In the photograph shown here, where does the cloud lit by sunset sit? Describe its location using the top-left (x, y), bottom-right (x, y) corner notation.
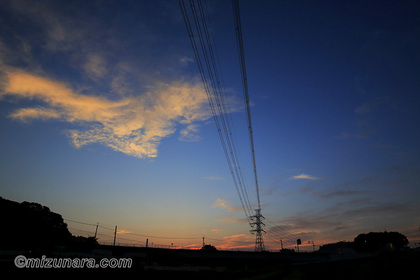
top-left (2, 70), bottom-right (210, 158)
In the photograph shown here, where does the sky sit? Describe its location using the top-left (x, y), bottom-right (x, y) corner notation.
top-left (1, 0), bottom-right (420, 251)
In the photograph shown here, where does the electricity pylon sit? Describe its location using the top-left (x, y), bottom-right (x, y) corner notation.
top-left (250, 208), bottom-right (265, 252)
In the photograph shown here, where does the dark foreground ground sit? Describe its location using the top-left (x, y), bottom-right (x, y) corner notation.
top-left (277, 251), bottom-right (420, 280)
top-left (1, 245), bottom-right (419, 279)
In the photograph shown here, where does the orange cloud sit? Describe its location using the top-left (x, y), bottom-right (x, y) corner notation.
top-left (216, 234), bottom-right (254, 250)
top-left (9, 107), bottom-right (61, 121)
top-left (292, 173), bottom-right (319, 180)
top-left (1, 70), bottom-right (211, 158)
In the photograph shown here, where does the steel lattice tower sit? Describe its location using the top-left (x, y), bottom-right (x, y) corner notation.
top-left (250, 208), bottom-right (265, 252)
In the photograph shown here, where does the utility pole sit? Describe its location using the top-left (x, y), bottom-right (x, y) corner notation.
top-left (113, 225), bottom-right (117, 246)
top-left (94, 223), bottom-right (98, 239)
top-left (280, 239), bottom-right (283, 250)
top-left (296, 239), bottom-right (301, 253)
top-left (250, 208), bottom-right (265, 252)
top-left (202, 236), bottom-right (205, 247)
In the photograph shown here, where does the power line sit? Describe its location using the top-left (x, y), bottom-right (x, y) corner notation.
top-left (264, 218), bottom-right (299, 247)
top-left (200, 1), bottom-right (253, 213)
top-left (67, 226), bottom-right (97, 236)
top-left (179, 0), bottom-right (296, 252)
top-left (124, 231), bottom-right (197, 240)
top-left (64, 216), bottom-right (296, 251)
top-left (265, 218), bottom-right (297, 240)
top-left (65, 217), bottom-right (198, 241)
top-left (196, 0), bottom-right (253, 215)
top-left (179, 0), bottom-right (253, 220)
top-left (64, 218), bottom-right (97, 227)
top-left (232, 0), bottom-right (265, 252)
top-left (232, 0), bottom-right (261, 210)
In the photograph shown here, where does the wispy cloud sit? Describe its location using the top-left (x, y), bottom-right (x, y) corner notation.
top-left (212, 198), bottom-right (229, 209)
top-left (217, 234), bottom-right (254, 250)
top-left (216, 217), bottom-right (248, 223)
top-left (1, 70), bottom-right (211, 158)
top-left (179, 56), bottom-right (193, 66)
top-left (179, 124), bottom-right (201, 142)
top-left (212, 198), bottom-right (243, 212)
top-left (292, 173), bottom-right (318, 180)
top-left (9, 107), bottom-right (61, 121)
top-left (268, 197), bottom-right (420, 249)
top-left (83, 53), bottom-right (107, 80)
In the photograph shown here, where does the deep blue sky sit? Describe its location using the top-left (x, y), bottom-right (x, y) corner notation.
top-left (0, 0), bottom-right (419, 250)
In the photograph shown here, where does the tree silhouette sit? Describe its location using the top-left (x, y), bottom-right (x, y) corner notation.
top-left (0, 196), bottom-right (89, 250)
top-left (354, 231), bottom-right (408, 252)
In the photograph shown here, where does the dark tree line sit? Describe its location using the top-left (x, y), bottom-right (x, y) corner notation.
top-left (353, 231), bottom-right (409, 252)
top-left (0, 196), bottom-right (97, 251)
